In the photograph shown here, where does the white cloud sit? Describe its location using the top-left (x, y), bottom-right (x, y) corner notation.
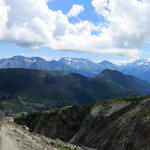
top-left (92, 0), bottom-right (150, 50)
top-left (110, 55), bottom-right (140, 66)
top-left (0, 0), bottom-right (9, 38)
top-left (0, 0), bottom-right (150, 58)
top-left (92, 0), bottom-right (109, 17)
top-left (68, 4), bottom-right (84, 18)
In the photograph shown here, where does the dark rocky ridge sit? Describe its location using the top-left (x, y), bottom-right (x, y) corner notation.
top-left (15, 105), bottom-right (91, 142)
top-left (15, 96), bottom-right (150, 150)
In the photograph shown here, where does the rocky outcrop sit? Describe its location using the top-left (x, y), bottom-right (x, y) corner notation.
top-left (15, 96), bottom-right (150, 150)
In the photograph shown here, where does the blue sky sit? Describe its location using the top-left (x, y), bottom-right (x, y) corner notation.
top-left (48, 0), bottom-right (101, 23)
top-left (1, 0), bottom-right (150, 64)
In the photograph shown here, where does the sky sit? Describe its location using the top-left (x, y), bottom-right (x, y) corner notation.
top-left (0, 0), bottom-right (150, 64)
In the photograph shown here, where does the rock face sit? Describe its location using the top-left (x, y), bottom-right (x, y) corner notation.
top-left (15, 96), bottom-right (150, 150)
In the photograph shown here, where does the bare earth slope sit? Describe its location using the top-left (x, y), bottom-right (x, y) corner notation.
top-left (0, 118), bottom-right (91, 150)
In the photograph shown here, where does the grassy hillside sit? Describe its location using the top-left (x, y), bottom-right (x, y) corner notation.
top-left (0, 68), bottom-right (149, 113)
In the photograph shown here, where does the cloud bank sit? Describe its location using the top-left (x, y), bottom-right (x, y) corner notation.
top-left (0, 0), bottom-right (150, 57)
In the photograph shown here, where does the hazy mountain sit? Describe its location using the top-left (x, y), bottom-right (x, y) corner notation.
top-left (59, 58), bottom-right (120, 76)
top-left (98, 60), bottom-right (120, 70)
top-left (121, 59), bottom-right (150, 81)
top-left (0, 68), bottom-right (149, 113)
top-left (59, 57), bottom-right (150, 82)
top-left (15, 96), bottom-right (150, 150)
top-left (0, 56), bottom-right (80, 74)
top-left (59, 57), bottom-right (102, 76)
top-left (0, 56), bottom-right (119, 77)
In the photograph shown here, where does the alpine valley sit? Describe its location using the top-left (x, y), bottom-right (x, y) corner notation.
top-left (0, 68), bottom-right (150, 115)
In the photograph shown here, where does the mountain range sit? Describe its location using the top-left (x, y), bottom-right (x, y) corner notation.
top-left (0, 56), bottom-right (150, 82)
top-left (60, 57), bottom-right (150, 82)
top-left (0, 68), bottom-right (150, 115)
